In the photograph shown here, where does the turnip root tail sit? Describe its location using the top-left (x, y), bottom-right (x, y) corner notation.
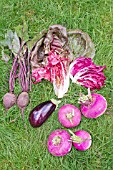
top-left (3, 92), bottom-right (17, 111)
top-left (17, 92), bottom-right (29, 121)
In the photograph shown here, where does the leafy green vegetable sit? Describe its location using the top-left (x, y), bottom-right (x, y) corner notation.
top-left (14, 16), bottom-right (29, 43)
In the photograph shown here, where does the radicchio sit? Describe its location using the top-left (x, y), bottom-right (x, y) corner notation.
top-left (50, 53), bottom-right (70, 98)
top-left (32, 51), bottom-right (70, 98)
top-left (69, 57), bottom-right (106, 90)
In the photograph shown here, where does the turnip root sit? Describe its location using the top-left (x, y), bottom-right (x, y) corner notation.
top-left (80, 93), bottom-right (107, 118)
top-left (79, 89), bottom-right (107, 118)
top-left (3, 92), bottom-right (16, 111)
top-left (17, 92), bottom-right (29, 120)
top-left (58, 104), bottom-right (81, 128)
top-left (71, 130), bottom-right (92, 151)
top-left (47, 129), bottom-right (72, 156)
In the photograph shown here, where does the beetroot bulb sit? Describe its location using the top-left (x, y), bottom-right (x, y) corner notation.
top-left (17, 46), bottom-right (30, 121)
top-left (3, 56), bottom-right (18, 111)
top-left (17, 92), bottom-right (29, 120)
top-left (3, 93), bottom-right (16, 111)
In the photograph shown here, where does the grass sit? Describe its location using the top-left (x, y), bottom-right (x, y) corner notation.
top-left (0, 0), bottom-right (113, 169)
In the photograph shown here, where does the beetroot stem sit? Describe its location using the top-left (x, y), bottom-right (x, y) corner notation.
top-left (9, 43), bottom-right (26, 92)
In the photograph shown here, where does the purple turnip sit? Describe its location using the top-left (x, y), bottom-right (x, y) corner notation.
top-left (80, 93), bottom-right (107, 119)
top-left (71, 130), bottom-right (92, 151)
top-left (58, 104), bottom-right (81, 128)
top-left (47, 129), bottom-right (72, 156)
top-left (29, 99), bottom-right (60, 128)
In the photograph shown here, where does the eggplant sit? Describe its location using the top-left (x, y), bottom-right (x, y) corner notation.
top-left (29, 99), bottom-right (60, 128)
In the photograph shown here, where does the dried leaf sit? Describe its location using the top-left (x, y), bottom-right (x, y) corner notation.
top-left (67, 29), bottom-right (95, 59)
top-left (27, 31), bottom-right (46, 52)
top-left (30, 24), bottom-right (72, 70)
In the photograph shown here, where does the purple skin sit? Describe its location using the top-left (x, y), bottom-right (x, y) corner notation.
top-left (17, 92), bottom-right (29, 121)
top-left (47, 129), bottom-right (72, 156)
top-left (72, 130), bottom-right (92, 151)
top-left (58, 104), bottom-right (81, 128)
top-left (29, 100), bottom-right (56, 128)
top-left (80, 93), bottom-right (107, 118)
top-left (3, 92), bottom-right (16, 110)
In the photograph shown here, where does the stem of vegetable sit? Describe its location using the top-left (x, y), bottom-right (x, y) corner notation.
top-left (51, 99), bottom-right (61, 109)
top-left (68, 130), bottom-right (83, 143)
top-left (78, 88), bottom-right (92, 105)
top-left (52, 136), bottom-right (61, 145)
top-left (66, 109), bottom-right (75, 124)
top-left (9, 43), bottom-right (26, 92)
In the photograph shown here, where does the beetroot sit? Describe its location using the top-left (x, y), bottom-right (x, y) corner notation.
top-left (3, 92), bottom-right (16, 111)
top-left (58, 104), bottom-right (81, 128)
top-left (47, 129), bottom-right (72, 156)
top-left (80, 93), bottom-right (107, 118)
top-left (3, 56), bottom-right (18, 111)
top-left (17, 92), bottom-right (29, 120)
top-left (72, 130), bottom-right (92, 151)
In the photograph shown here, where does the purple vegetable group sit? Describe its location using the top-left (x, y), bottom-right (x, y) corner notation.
top-left (46, 90), bottom-right (107, 156)
top-left (2, 24), bottom-right (108, 157)
top-left (47, 129), bottom-right (92, 156)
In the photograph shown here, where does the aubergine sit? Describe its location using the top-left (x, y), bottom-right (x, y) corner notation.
top-left (29, 99), bottom-right (60, 128)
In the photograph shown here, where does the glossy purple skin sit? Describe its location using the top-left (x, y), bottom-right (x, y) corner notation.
top-left (29, 100), bottom-right (56, 127)
top-left (47, 129), bottom-right (72, 156)
top-left (81, 93), bottom-right (107, 118)
top-left (58, 104), bottom-right (81, 128)
top-left (73, 130), bottom-right (92, 151)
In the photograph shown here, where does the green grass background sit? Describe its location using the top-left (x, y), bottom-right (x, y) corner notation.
top-left (0, 0), bottom-right (113, 169)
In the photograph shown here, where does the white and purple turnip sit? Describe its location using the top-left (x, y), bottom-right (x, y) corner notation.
top-left (58, 104), bottom-right (81, 128)
top-left (47, 129), bottom-right (72, 156)
top-left (80, 93), bottom-right (107, 119)
top-left (71, 130), bottom-right (92, 151)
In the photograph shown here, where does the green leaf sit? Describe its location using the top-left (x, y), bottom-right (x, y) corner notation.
top-left (14, 17), bottom-right (29, 43)
top-left (0, 39), bottom-right (8, 47)
top-left (27, 33), bottom-right (43, 51)
top-left (14, 25), bottom-right (23, 40)
top-left (1, 48), bottom-right (10, 62)
top-left (12, 32), bottom-right (20, 54)
top-left (3, 30), bottom-right (14, 49)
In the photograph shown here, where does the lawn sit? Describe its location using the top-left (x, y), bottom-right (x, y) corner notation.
top-left (0, 0), bottom-right (113, 170)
